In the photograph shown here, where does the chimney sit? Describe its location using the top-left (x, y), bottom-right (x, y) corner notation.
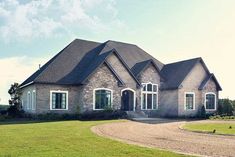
top-left (39, 64), bottom-right (41, 70)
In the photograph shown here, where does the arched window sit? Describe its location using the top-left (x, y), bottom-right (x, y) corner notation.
top-left (93, 88), bottom-right (113, 110)
top-left (205, 93), bottom-right (216, 110)
top-left (141, 83), bottom-right (158, 110)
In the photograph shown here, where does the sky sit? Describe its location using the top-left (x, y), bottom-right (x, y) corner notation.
top-left (0, 0), bottom-right (235, 104)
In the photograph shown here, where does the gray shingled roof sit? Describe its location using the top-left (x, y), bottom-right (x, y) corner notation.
top-left (20, 39), bottom-right (162, 87)
top-left (20, 39), bottom-right (221, 91)
top-left (160, 58), bottom-right (203, 90)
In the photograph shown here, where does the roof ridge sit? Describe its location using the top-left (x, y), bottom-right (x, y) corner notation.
top-left (165, 57), bottom-right (202, 66)
top-left (74, 38), bottom-right (101, 44)
top-left (105, 40), bottom-right (138, 47)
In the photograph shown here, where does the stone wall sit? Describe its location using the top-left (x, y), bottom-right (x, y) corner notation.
top-left (178, 62), bottom-right (207, 117)
top-left (201, 78), bottom-right (218, 113)
top-left (80, 63), bottom-right (123, 112)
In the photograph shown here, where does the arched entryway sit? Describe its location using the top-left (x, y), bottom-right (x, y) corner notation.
top-left (121, 88), bottom-right (136, 111)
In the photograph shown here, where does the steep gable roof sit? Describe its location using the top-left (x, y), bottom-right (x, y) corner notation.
top-left (20, 39), bottom-right (100, 87)
top-left (199, 73), bottom-right (222, 91)
top-left (131, 59), bottom-right (161, 78)
top-left (160, 57), bottom-right (205, 90)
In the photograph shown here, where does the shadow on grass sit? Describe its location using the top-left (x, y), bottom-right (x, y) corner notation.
top-left (131, 118), bottom-right (206, 124)
top-left (0, 118), bottom-right (125, 126)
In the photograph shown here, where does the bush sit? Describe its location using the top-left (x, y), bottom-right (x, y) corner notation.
top-left (7, 105), bottom-right (24, 118)
top-left (217, 99), bottom-right (234, 116)
top-left (197, 105), bottom-right (206, 119)
top-left (80, 110), bottom-right (127, 120)
top-left (209, 115), bottom-right (235, 120)
top-left (31, 113), bottom-right (79, 121)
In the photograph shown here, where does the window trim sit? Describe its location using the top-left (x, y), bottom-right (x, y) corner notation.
top-left (141, 83), bottom-right (159, 110)
top-left (184, 92), bottom-right (195, 110)
top-left (50, 90), bottom-right (68, 110)
top-left (204, 92), bottom-right (216, 111)
top-left (32, 90), bottom-right (36, 110)
top-left (93, 88), bottom-right (113, 110)
top-left (121, 88), bottom-right (136, 111)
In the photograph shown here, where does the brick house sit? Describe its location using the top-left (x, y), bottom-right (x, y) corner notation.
top-left (20, 39), bottom-right (222, 117)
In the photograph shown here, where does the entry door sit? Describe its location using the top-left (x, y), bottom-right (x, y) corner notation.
top-left (121, 90), bottom-right (134, 111)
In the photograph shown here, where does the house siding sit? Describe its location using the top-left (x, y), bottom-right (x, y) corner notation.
top-left (159, 90), bottom-right (178, 117)
top-left (21, 85), bottom-right (36, 113)
top-left (178, 62), bottom-right (207, 117)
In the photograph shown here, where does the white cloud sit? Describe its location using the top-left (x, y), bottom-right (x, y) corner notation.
top-left (0, 56), bottom-right (49, 104)
top-left (0, 0), bottom-right (122, 42)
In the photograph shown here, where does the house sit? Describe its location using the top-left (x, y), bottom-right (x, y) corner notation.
top-left (19, 39), bottom-right (222, 117)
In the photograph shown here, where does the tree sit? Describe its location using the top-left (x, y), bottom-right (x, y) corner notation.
top-left (218, 99), bottom-right (234, 116)
top-left (8, 83), bottom-right (22, 117)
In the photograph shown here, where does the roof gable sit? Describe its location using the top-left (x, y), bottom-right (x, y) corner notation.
top-left (199, 73), bottom-right (222, 91)
top-left (160, 57), bottom-right (205, 90)
top-left (78, 49), bottom-right (141, 86)
top-left (131, 59), bottom-right (162, 78)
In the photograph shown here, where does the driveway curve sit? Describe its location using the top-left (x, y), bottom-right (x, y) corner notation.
top-left (91, 119), bottom-right (235, 157)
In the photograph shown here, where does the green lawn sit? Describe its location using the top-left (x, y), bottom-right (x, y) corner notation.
top-left (183, 123), bottom-right (235, 135)
top-left (0, 120), bottom-right (190, 157)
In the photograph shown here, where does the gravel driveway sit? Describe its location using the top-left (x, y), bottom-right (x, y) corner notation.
top-left (91, 119), bottom-right (235, 157)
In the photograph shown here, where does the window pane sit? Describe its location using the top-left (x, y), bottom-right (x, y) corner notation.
top-left (32, 92), bottom-right (36, 110)
top-left (206, 94), bottom-right (215, 109)
top-left (143, 84), bottom-right (146, 91)
top-left (147, 84), bottom-right (152, 92)
top-left (52, 92), bottom-right (67, 109)
top-left (142, 93), bottom-right (146, 109)
top-left (147, 94), bottom-right (152, 109)
top-left (153, 94), bottom-right (157, 109)
top-left (186, 94), bottom-right (194, 110)
top-left (153, 85), bottom-right (157, 92)
top-left (95, 90), bottom-right (111, 109)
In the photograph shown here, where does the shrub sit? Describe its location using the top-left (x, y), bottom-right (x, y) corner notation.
top-left (80, 110), bottom-right (127, 120)
top-left (7, 105), bottom-right (24, 118)
top-left (197, 105), bottom-right (206, 119)
top-left (217, 99), bottom-right (234, 116)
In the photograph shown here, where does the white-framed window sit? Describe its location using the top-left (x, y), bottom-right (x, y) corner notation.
top-left (93, 88), bottom-right (113, 110)
top-left (141, 83), bottom-right (158, 110)
top-left (205, 92), bottom-right (216, 110)
top-left (32, 90), bottom-right (36, 110)
top-left (21, 100), bottom-right (24, 110)
top-left (184, 92), bottom-right (195, 110)
top-left (27, 91), bottom-right (31, 110)
top-left (50, 90), bottom-right (68, 110)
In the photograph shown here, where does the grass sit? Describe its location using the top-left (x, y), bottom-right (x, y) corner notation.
top-left (0, 120), bottom-right (190, 157)
top-left (183, 123), bottom-right (235, 135)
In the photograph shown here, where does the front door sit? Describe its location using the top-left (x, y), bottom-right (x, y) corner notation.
top-left (121, 90), bottom-right (134, 111)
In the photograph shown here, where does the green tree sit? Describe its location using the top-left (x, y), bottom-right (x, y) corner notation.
top-left (8, 83), bottom-right (22, 117)
top-left (218, 99), bottom-right (234, 116)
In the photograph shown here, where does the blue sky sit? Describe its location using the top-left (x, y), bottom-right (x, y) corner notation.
top-left (0, 0), bottom-right (235, 104)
